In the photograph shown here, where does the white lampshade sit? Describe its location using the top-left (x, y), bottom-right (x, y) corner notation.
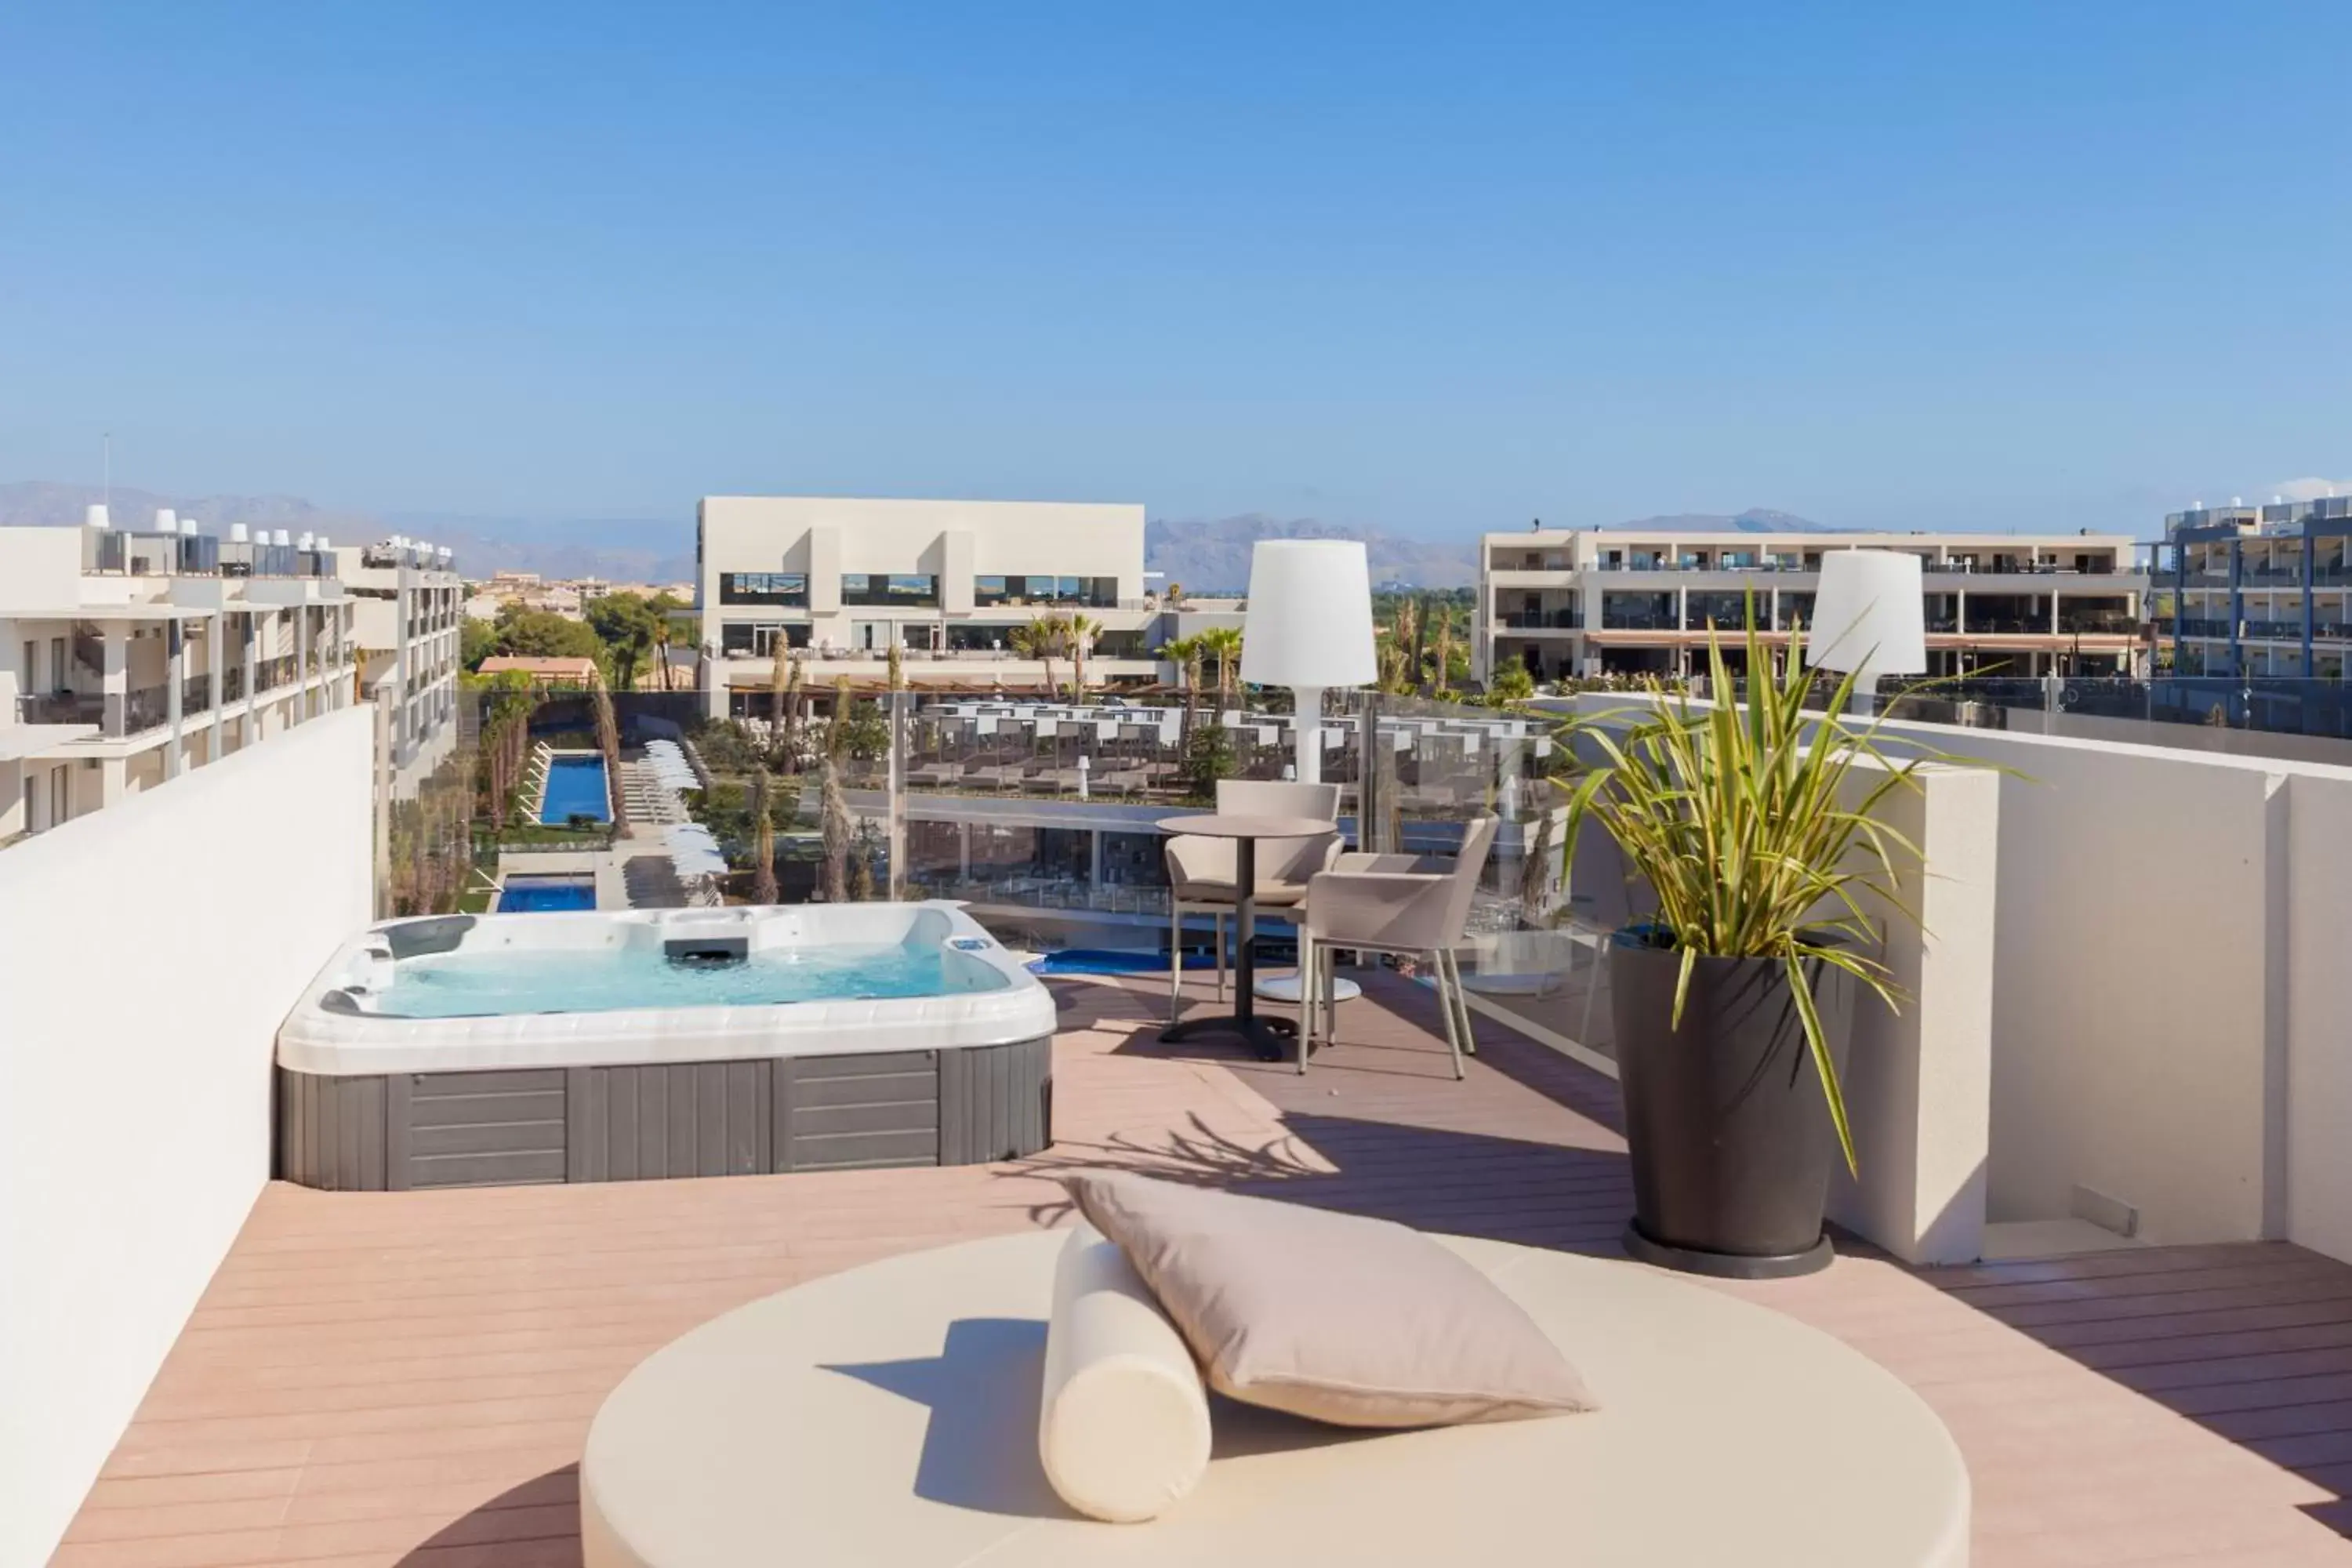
top-left (1806, 550), bottom-right (1928, 681)
top-left (316, 535), bottom-right (332, 551)
top-left (179, 517), bottom-right (199, 536)
top-left (154, 508), bottom-right (176, 533)
top-left (1238, 539), bottom-right (1377, 690)
top-left (298, 532), bottom-right (315, 550)
top-left (85, 503), bottom-right (111, 529)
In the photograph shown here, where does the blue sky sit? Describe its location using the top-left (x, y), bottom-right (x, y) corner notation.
top-left (2, 2), bottom-right (2347, 537)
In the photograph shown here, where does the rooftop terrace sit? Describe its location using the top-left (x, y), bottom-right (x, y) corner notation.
top-left (53, 972), bottom-right (2352, 1567)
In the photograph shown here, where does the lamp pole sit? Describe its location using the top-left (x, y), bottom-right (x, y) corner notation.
top-left (1292, 684), bottom-right (1324, 785)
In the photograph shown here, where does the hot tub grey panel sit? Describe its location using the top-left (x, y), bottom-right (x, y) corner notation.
top-left (276, 1036), bottom-right (1051, 1191)
top-left (775, 1051), bottom-right (940, 1172)
top-left (569, 1061), bottom-right (771, 1183)
top-left (940, 1034), bottom-right (1051, 1164)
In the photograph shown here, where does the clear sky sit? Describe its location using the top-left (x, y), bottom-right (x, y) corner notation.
top-left (3, 2), bottom-right (2347, 537)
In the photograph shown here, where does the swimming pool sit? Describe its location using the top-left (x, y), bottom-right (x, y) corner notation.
top-left (496, 874), bottom-right (597, 913)
top-left (539, 753), bottom-right (612, 826)
top-left (276, 902), bottom-right (1055, 1190)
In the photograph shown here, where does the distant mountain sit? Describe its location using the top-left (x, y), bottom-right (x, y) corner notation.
top-left (1148, 515), bottom-right (1477, 592)
top-left (0, 480), bottom-right (372, 536)
top-left (382, 513), bottom-right (695, 584)
top-left (0, 482), bottom-right (697, 583)
top-left (1597, 508), bottom-right (1844, 535)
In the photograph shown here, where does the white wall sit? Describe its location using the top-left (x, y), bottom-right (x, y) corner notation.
top-left (2286, 771), bottom-right (2352, 1263)
top-left (1828, 763), bottom-right (2000, 1265)
top-left (1563, 692), bottom-right (2352, 1258)
top-left (0, 707), bottom-right (374, 1566)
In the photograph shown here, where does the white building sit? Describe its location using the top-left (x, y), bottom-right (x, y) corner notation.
top-left (330, 537), bottom-right (464, 768)
top-left (0, 510), bottom-right (358, 841)
top-left (1475, 526), bottom-right (2147, 684)
top-left (695, 495), bottom-right (1166, 718)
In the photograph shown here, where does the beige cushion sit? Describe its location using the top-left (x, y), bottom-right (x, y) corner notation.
top-left (1038, 1224), bottom-right (1214, 1523)
top-left (1060, 1172), bottom-right (1599, 1428)
top-left (1170, 877), bottom-right (1309, 907)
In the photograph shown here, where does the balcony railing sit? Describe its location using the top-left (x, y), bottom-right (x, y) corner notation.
top-left (2057, 612), bottom-right (2141, 635)
top-left (222, 665), bottom-right (245, 703)
top-left (122, 684), bottom-right (170, 735)
top-left (1499, 611), bottom-right (1581, 630)
top-left (2176, 619), bottom-right (2233, 638)
top-left (254, 654), bottom-right (299, 693)
top-left (182, 673), bottom-right (212, 714)
top-left (14, 692), bottom-right (103, 726)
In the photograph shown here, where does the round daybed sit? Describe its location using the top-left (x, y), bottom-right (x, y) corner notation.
top-left (581, 1229), bottom-right (1970, 1567)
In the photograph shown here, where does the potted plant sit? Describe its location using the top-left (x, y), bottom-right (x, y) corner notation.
top-left (1555, 612), bottom-right (1966, 1279)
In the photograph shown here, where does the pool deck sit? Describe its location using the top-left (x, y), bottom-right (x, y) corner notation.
top-left (56, 971), bottom-right (2352, 1566)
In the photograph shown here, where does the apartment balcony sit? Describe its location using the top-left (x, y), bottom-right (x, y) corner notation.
top-left (2056, 611), bottom-right (2140, 635)
top-left (182, 672), bottom-right (212, 715)
top-left (122, 683), bottom-right (170, 735)
top-left (221, 664), bottom-right (245, 703)
top-left (253, 653), bottom-right (300, 694)
top-left (13, 691), bottom-right (105, 727)
top-left (1497, 610), bottom-right (1581, 630)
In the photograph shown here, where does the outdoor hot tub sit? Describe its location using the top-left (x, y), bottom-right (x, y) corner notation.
top-left (275, 902), bottom-right (1055, 1191)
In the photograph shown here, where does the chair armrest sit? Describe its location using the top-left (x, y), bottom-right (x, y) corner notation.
top-left (1330, 851), bottom-right (1445, 875)
top-left (1305, 871), bottom-right (1454, 948)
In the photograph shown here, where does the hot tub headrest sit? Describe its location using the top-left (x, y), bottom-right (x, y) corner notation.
top-left (376, 914), bottom-right (476, 959)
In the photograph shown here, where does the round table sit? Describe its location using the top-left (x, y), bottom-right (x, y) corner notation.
top-left (581, 1229), bottom-right (1970, 1567)
top-left (1155, 813), bottom-right (1333, 1062)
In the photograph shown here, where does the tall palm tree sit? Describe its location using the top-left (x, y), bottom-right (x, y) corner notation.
top-left (1161, 634), bottom-right (1202, 718)
top-left (1011, 615), bottom-right (1062, 700)
top-left (769, 638), bottom-right (791, 730)
top-left (1063, 612), bottom-right (1101, 701)
top-left (1199, 626), bottom-right (1244, 707)
top-left (750, 767), bottom-right (779, 904)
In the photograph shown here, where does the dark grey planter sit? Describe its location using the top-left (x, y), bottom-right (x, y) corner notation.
top-left (1611, 937), bottom-right (1853, 1279)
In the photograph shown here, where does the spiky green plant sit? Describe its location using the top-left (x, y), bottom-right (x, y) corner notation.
top-left (1553, 604), bottom-right (1978, 1174)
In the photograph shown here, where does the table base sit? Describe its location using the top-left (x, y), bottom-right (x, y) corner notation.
top-left (1160, 1013), bottom-right (1298, 1063)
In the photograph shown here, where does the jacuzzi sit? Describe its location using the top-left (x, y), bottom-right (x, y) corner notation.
top-left (276, 902), bottom-right (1055, 1192)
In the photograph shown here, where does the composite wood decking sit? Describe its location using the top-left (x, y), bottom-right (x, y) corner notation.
top-left (54, 971), bottom-right (2352, 1566)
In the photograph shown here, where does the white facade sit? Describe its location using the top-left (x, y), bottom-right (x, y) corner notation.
top-left (330, 540), bottom-right (464, 766)
top-left (0, 709), bottom-right (373, 1566)
top-left (0, 518), bottom-right (359, 844)
top-left (1476, 528), bottom-right (2147, 684)
top-left (696, 495), bottom-right (1160, 717)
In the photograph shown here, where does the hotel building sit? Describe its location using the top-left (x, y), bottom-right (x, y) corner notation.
top-left (0, 510), bottom-right (359, 841)
top-left (2161, 497), bottom-right (2352, 680)
top-left (331, 537), bottom-right (466, 768)
top-left (1475, 526), bottom-right (2147, 684)
top-left (695, 495), bottom-right (1171, 718)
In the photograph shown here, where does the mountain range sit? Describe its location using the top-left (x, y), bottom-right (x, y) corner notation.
top-left (0, 482), bottom-right (1836, 590)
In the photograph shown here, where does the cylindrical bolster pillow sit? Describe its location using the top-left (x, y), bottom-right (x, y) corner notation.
top-left (1038, 1222), bottom-right (1213, 1523)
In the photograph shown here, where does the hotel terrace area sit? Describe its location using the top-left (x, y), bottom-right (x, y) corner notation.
top-left (14, 587), bottom-right (2352, 1565)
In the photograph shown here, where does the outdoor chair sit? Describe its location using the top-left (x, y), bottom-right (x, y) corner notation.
top-left (1164, 779), bottom-right (1341, 1022)
top-left (1298, 814), bottom-right (1498, 1078)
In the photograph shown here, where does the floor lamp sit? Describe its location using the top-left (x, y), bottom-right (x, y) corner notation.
top-left (1807, 550), bottom-right (1928, 716)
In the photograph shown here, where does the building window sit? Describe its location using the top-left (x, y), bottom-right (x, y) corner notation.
top-left (841, 574), bottom-right (940, 608)
top-left (1600, 592), bottom-right (1675, 630)
top-left (719, 572), bottom-right (808, 606)
top-left (719, 622), bottom-right (812, 655)
top-left (974, 575), bottom-right (1117, 608)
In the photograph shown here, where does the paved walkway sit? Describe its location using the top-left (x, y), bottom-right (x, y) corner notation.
top-left (54, 973), bottom-right (2352, 1566)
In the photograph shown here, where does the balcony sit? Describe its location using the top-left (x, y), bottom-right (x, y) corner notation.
top-left (253, 653), bottom-right (299, 693)
top-left (13, 691), bottom-right (104, 727)
top-left (221, 664), bottom-right (245, 703)
top-left (2056, 612), bottom-right (2140, 635)
top-left (1498, 610), bottom-right (1581, 630)
top-left (182, 672), bottom-right (212, 714)
top-left (122, 683), bottom-right (169, 734)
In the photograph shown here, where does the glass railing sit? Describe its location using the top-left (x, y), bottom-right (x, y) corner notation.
top-left (14, 692), bottom-right (103, 726)
top-left (183, 673), bottom-right (212, 714)
top-left (122, 684), bottom-right (170, 735)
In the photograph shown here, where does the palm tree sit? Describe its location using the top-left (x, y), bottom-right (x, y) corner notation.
top-left (769, 638), bottom-right (791, 731)
top-left (1063, 612), bottom-right (1101, 701)
top-left (750, 768), bottom-right (779, 904)
top-left (1161, 634), bottom-right (1203, 719)
top-left (1432, 612), bottom-right (1456, 698)
top-left (1011, 615), bottom-right (1062, 700)
top-left (1199, 626), bottom-right (1244, 707)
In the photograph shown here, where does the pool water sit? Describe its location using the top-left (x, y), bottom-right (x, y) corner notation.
top-left (369, 943), bottom-right (1004, 1019)
top-left (539, 754), bottom-right (612, 826)
top-left (497, 876), bottom-right (597, 913)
